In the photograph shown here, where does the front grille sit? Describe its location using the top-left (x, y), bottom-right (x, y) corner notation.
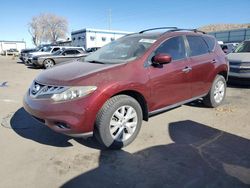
top-left (229, 61), bottom-right (250, 73)
top-left (230, 67), bottom-right (250, 73)
top-left (229, 61), bottom-right (240, 66)
top-left (29, 81), bottom-right (67, 98)
top-left (230, 61), bottom-right (250, 66)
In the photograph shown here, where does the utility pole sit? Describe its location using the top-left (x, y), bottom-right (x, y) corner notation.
top-left (108, 9), bottom-right (112, 30)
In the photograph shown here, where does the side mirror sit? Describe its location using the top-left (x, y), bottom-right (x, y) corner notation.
top-left (152, 53), bottom-right (172, 65)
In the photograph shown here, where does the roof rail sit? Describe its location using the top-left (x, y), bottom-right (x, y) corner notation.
top-left (139, 27), bottom-right (178, 34)
top-left (167, 28), bottom-right (206, 34)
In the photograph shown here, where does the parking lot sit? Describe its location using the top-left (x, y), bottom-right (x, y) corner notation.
top-left (0, 56), bottom-right (250, 187)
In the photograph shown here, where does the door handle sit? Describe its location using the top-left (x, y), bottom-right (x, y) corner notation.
top-left (182, 66), bottom-right (192, 73)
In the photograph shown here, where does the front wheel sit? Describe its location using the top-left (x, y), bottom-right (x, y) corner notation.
top-left (43, 59), bottom-right (55, 69)
top-left (95, 95), bottom-right (143, 149)
top-left (203, 75), bottom-right (226, 108)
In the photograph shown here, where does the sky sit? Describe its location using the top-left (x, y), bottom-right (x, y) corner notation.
top-left (0, 0), bottom-right (249, 47)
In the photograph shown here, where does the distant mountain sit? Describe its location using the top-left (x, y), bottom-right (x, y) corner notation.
top-left (198, 23), bottom-right (250, 32)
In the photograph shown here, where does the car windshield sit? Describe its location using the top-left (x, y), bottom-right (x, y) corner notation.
top-left (84, 35), bottom-right (158, 64)
top-left (234, 41), bottom-right (250, 53)
top-left (40, 46), bottom-right (52, 52)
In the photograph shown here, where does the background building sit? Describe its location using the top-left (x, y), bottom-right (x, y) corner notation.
top-left (71, 28), bottom-right (131, 50)
top-left (209, 28), bottom-right (250, 43)
top-left (0, 40), bottom-right (26, 54)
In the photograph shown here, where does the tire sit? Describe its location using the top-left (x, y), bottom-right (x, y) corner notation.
top-left (43, 59), bottom-right (55, 69)
top-left (95, 95), bottom-right (143, 149)
top-left (203, 75), bottom-right (226, 108)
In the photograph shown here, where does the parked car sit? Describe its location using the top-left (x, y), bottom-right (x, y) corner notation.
top-left (25, 46), bottom-right (84, 65)
top-left (86, 47), bottom-right (100, 53)
top-left (5, 48), bottom-right (19, 56)
top-left (31, 48), bottom-right (87, 69)
top-left (24, 46), bottom-right (61, 64)
top-left (227, 40), bottom-right (250, 78)
top-left (23, 27), bottom-right (228, 149)
top-left (19, 47), bottom-right (40, 62)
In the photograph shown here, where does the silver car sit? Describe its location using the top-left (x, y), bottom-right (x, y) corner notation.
top-left (31, 48), bottom-right (87, 69)
top-left (227, 40), bottom-right (250, 78)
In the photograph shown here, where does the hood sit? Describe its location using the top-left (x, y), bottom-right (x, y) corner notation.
top-left (30, 51), bottom-right (51, 56)
top-left (227, 53), bottom-right (250, 63)
top-left (22, 49), bottom-right (36, 53)
top-left (36, 61), bottom-right (122, 85)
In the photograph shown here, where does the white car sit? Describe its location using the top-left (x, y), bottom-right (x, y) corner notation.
top-left (227, 40), bottom-right (250, 78)
top-left (25, 46), bottom-right (85, 64)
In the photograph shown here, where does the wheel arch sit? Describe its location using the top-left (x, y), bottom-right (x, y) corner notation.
top-left (112, 90), bottom-right (149, 121)
top-left (217, 70), bottom-right (228, 82)
top-left (43, 58), bottom-right (55, 68)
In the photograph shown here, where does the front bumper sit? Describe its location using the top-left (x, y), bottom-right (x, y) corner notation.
top-left (31, 59), bottom-right (43, 67)
top-left (23, 91), bottom-right (96, 136)
top-left (229, 62), bottom-right (250, 78)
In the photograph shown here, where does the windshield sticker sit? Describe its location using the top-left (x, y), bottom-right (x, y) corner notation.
top-left (139, 39), bottom-right (156, 44)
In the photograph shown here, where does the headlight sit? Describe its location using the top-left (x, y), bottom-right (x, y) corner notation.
top-left (51, 86), bottom-right (97, 102)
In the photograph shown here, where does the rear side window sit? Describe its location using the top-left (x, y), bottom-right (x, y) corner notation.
top-left (187, 36), bottom-right (209, 56)
top-left (63, 50), bottom-right (76, 55)
top-left (75, 50), bottom-right (81, 54)
top-left (156, 36), bottom-right (186, 61)
top-left (203, 36), bottom-right (216, 51)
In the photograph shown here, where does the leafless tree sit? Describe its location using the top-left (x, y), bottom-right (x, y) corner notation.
top-left (28, 13), bottom-right (68, 46)
top-left (28, 15), bottom-right (45, 46)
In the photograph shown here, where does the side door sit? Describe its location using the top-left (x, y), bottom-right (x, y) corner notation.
top-left (185, 35), bottom-right (216, 97)
top-left (60, 50), bottom-right (77, 63)
top-left (147, 36), bottom-right (192, 112)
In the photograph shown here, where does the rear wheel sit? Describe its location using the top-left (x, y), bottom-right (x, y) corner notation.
top-left (43, 59), bottom-right (55, 69)
top-left (95, 95), bottom-right (143, 149)
top-left (203, 75), bottom-right (226, 108)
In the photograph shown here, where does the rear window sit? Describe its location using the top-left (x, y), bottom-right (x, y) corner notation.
top-left (187, 36), bottom-right (209, 56)
top-left (203, 36), bottom-right (216, 51)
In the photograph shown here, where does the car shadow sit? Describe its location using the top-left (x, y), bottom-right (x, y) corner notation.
top-left (16, 61), bottom-right (25, 64)
top-left (61, 120), bottom-right (250, 188)
top-left (185, 99), bottom-right (208, 108)
top-left (10, 108), bottom-right (106, 148)
top-left (227, 77), bottom-right (250, 88)
top-left (10, 108), bottom-right (73, 147)
top-left (27, 66), bottom-right (41, 69)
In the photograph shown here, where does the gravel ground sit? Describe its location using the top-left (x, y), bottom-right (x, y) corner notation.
top-left (0, 56), bottom-right (250, 188)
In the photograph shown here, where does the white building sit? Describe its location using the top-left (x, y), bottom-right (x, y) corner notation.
top-left (0, 40), bottom-right (26, 54)
top-left (71, 28), bottom-right (131, 50)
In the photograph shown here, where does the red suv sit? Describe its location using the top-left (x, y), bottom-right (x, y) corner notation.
top-left (23, 27), bottom-right (229, 149)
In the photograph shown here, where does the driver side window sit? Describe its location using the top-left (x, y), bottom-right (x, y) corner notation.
top-left (52, 47), bottom-right (60, 53)
top-left (155, 36), bottom-right (186, 61)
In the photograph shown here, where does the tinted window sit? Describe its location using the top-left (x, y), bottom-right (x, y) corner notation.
top-left (203, 36), bottom-right (216, 51)
top-left (187, 36), bottom-right (209, 56)
top-left (156, 36), bottom-right (186, 61)
top-left (75, 50), bottom-right (81, 54)
top-left (63, 50), bottom-right (76, 55)
top-left (52, 47), bottom-right (60, 53)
